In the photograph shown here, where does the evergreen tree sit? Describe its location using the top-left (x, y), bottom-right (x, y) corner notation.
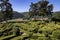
top-left (29, 0), bottom-right (53, 18)
top-left (0, 0), bottom-right (13, 20)
top-left (29, 2), bottom-right (38, 17)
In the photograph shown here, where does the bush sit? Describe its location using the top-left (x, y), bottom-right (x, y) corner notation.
top-left (52, 30), bottom-right (60, 39)
top-left (13, 26), bottom-right (20, 36)
top-left (51, 17), bottom-right (60, 22)
top-left (0, 32), bottom-right (3, 36)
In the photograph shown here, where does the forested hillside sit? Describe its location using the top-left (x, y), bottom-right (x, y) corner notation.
top-left (52, 11), bottom-right (60, 19)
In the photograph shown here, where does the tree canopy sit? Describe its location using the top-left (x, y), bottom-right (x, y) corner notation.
top-left (0, 0), bottom-right (13, 20)
top-left (29, 0), bottom-right (53, 18)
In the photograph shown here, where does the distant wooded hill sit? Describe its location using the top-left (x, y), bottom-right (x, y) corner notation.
top-left (52, 11), bottom-right (60, 19)
top-left (0, 11), bottom-right (60, 19)
top-left (13, 11), bottom-right (25, 19)
top-left (21, 11), bottom-right (60, 19)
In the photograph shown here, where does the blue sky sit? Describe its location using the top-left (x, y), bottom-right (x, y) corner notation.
top-left (9, 0), bottom-right (60, 12)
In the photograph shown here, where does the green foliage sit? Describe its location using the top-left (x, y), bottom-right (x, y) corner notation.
top-left (29, 0), bottom-right (53, 17)
top-left (13, 26), bottom-right (20, 36)
top-left (0, 0), bottom-right (13, 20)
top-left (0, 21), bottom-right (60, 40)
top-left (52, 12), bottom-right (60, 19)
top-left (52, 30), bottom-right (60, 39)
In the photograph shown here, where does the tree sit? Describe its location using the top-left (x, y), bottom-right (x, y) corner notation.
top-left (38, 0), bottom-right (49, 16)
top-left (29, 2), bottom-right (38, 17)
top-left (29, 0), bottom-right (53, 18)
top-left (47, 4), bottom-right (53, 16)
top-left (0, 0), bottom-right (13, 21)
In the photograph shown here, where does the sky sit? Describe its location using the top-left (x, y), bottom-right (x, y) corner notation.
top-left (9, 0), bottom-right (60, 12)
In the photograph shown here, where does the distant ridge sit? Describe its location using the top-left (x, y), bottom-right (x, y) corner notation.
top-left (52, 11), bottom-right (60, 19)
top-left (0, 11), bottom-right (60, 19)
top-left (12, 11), bottom-right (25, 19)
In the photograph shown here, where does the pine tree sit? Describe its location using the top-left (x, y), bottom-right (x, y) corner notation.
top-left (0, 0), bottom-right (13, 20)
top-left (29, 2), bottom-right (37, 17)
top-left (29, 0), bottom-right (53, 18)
